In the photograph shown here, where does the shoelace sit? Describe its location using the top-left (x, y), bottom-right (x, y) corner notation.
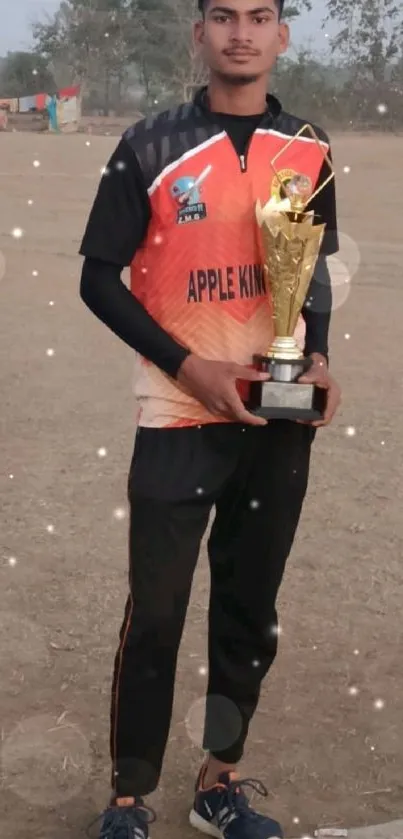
top-left (85, 801), bottom-right (156, 839)
top-left (216, 778), bottom-right (268, 828)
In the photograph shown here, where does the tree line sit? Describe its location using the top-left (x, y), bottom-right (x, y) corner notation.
top-left (0, 0), bottom-right (402, 129)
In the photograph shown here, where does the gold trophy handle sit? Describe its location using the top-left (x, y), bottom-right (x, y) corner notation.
top-left (270, 123), bottom-right (335, 210)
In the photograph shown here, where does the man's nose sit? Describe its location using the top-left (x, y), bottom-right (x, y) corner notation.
top-left (229, 19), bottom-right (253, 42)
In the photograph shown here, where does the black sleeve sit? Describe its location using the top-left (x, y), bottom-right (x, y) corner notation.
top-left (80, 258), bottom-right (191, 379)
top-left (302, 255), bottom-right (332, 362)
top-left (79, 136), bottom-right (151, 265)
top-left (79, 136), bottom-right (191, 378)
top-left (301, 142), bottom-right (338, 360)
top-left (310, 146), bottom-right (339, 256)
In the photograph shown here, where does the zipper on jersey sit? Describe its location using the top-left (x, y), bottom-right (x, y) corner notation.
top-left (239, 154), bottom-right (247, 172)
top-left (238, 111), bottom-right (274, 172)
top-left (239, 132), bottom-right (255, 172)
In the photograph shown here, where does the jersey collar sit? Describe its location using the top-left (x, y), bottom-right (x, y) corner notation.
top-left (193, 85), bottom-right (282, 128)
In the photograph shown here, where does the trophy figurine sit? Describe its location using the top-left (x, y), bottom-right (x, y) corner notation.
top-left (248, 126), bottom-right (335, 421)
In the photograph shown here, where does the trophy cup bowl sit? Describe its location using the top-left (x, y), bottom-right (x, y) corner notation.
top-left (248, 171), bottom-right (328, 421)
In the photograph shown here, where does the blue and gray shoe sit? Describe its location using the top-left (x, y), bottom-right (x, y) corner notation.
top-left (190, 769), bottom-right (283, 839)
top-left (86, 797), bottom-right (156, 839)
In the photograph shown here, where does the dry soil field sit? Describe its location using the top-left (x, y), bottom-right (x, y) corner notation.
top-left (1, 129), bottom-right (403, 839)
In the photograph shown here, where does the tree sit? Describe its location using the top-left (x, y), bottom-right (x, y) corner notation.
top-left (0, 51), bottom-right (55, 98)
top-left (323, 0), bottom-right (403, 129)
top-left (325, 0), bottom-right (403, 82)
top-left (131, 0), bottom-right (207, 105)
top-left (282, 0), bottom-right (312, 21)
top-left (32, 0), bottom-right (138, 113)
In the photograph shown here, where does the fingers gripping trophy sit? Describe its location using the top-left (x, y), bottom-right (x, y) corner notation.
top-left (248, 125), bottom-right (335, 422)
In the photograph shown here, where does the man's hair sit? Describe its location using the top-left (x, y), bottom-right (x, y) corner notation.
top-left (197, 0), bottom-right (285, 16)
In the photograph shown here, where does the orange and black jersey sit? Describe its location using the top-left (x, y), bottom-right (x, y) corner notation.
top-left (80, 88), bottom-right (338, 428)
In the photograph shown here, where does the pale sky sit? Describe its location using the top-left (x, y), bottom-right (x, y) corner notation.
top-left (0, 0), bottom-right (335, 57)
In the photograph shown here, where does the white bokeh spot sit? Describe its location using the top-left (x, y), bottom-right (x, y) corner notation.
top-left (337, 232), bottom-right (361, 279)
top-left (11, 227), bottom-right (24, 239)
top-left (185, 695), bottom-right (242, 752)
top-left (1, 713), bottom-right (92, 806)
top-left (327, 255), bottom-right (352, 311)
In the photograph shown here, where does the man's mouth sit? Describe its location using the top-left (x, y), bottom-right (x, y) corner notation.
top-left (225, 50), bottom-right (258, 57)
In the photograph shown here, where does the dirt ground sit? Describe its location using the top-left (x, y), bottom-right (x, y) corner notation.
top-left (1, 129), bottom-right (403, 839)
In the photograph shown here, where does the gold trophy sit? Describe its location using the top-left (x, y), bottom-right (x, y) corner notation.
top-left (248, 125), bottom-right (335, 421)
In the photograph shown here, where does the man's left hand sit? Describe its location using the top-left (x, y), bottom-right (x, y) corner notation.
top-left (298, 353), bottom-right (341, 428)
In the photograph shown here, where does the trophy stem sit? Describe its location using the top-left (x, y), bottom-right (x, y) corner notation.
top-left (266, 336), bottom-right (303, 361)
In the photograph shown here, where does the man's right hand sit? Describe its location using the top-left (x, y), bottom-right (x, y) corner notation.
top-left (177, 354), bottom-right (270, 426)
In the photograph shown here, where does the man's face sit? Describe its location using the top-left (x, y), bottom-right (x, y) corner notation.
top-left (194, 0), bottom-right (289, 85)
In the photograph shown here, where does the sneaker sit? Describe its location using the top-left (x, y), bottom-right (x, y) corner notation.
top-left (86, 796), bottom-right (156, 839)
top-left (189, 768), bottom-right (283, 839)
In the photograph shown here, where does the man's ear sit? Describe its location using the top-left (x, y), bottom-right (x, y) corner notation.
top-left (194, 19), bottom-right (204, 47)
top-left (277, 22), bottom-right (290, 56)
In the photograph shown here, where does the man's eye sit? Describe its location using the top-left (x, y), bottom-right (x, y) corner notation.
top-left (214, 14), bottom-right (230, 22)
top-left (253, 14), bottom-right (270, 23)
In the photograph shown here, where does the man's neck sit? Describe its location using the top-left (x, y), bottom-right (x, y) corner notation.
top-left (206, 76), bottom-right (269, 115)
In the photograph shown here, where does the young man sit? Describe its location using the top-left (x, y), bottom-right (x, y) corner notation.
top-left (80, 1), bottom-right (341, 837)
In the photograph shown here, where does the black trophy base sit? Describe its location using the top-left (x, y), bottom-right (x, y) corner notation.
top-left (247, 355), bottom-right (326, 422)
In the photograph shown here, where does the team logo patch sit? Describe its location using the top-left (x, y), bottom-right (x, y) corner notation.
top-left (271, 168), bottom-right (297, 201)
top-left (171, 165), bottom-right (212, 224)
